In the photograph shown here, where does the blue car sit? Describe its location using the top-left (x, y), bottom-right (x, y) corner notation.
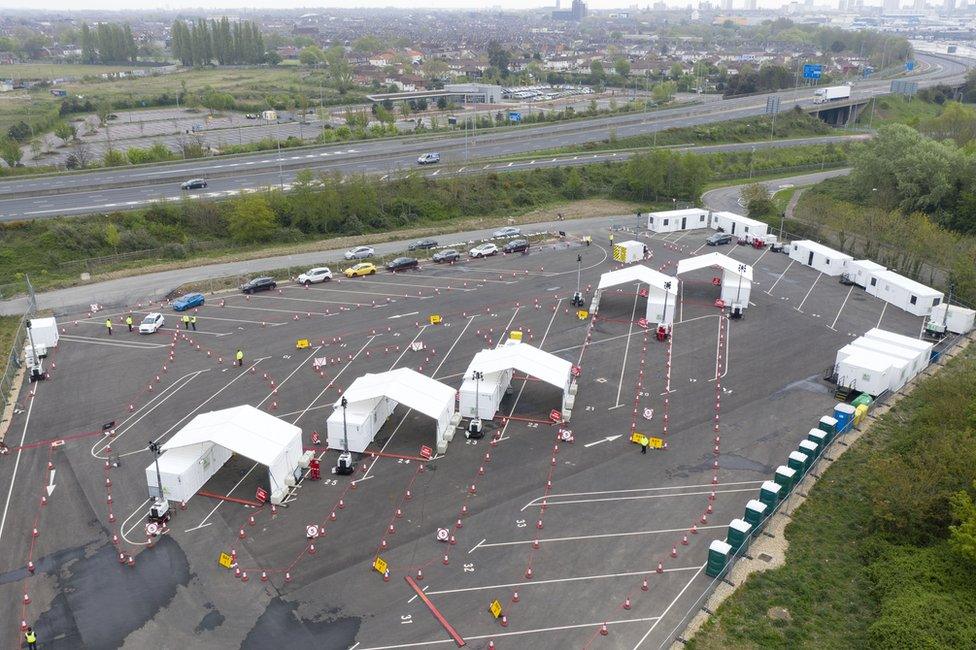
top-left (172, 292), bottom-right (205, 311)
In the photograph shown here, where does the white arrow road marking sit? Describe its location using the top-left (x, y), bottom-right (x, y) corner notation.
top-left (46, 470), bottom-right (56, 496)
top-left (584, 435), bottom-right (622, 448)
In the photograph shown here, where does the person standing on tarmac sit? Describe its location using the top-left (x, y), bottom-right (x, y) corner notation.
top-left (182, 314), bottom-right (190, 330)
top-left (235, 349), bottom-right (244, 367)
top-left (125, 314), bottom-right (133, 332)
top-left (190, 315), bottom-right (197, 331)
top-left (25, 626), bottom-right (37, 649)
top-left (105, 318), bottom-right (113, 336)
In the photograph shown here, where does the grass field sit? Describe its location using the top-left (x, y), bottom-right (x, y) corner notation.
top-left (0, 63), bottom-right (147, 78)
top-left (855, 94), bottom-right (943, 128)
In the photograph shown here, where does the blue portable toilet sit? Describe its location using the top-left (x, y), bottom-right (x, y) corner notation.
top-left (833, 403), bottom-right (855, 433)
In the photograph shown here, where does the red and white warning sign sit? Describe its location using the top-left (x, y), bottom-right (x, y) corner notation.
top-left (255, 486), bottom-right (269, 503)
top-left (571, 365), bottom-right (581, 378)
top-left (145, 522), bottom-right (160, 537)
top-left (419, 445), bottom-right (433, 460)
top-left (558, 428), bottom-right (575, 442)
top-left (313, 357), bottom-right (328, 369)
top-left (549, 409), bottom-right (562, 423)
top-left (436, 528), bottom-right (450, 542)
top-left (306, 525), bottom-right (320, 539)
top-left (637, 318), bottom-right (649, 329)
top-left (643, 408), bottom-right (654, 420)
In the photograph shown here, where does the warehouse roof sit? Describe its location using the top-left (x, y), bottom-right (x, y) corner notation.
top-left (335, 368), bottom-right (455, 422)
top-left (675, 252), bottom-right (753, 282)
top-left (162, 405), bottom-right (301, 467)
top-left (467, 340), bottom-right (572, 391)
top-left (597, 265), bottom-right (679, 294)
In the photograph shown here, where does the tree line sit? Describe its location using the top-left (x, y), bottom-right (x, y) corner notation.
top-left (79, 22), bottom-right (137, 64)
top-left (170, 18), bottom-right (266, 67)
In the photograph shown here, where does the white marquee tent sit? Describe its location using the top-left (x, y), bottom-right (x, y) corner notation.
top-left (327, 368), bottom-right (458, 454)
top-left (593, 265), bottom-right (679, 326)
top-left (146, 405), bottom-right (303, 505)
top-left (676, 252), bottom-right (753, 309)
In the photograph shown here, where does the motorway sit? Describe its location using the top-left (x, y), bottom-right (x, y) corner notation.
top-left (0, 51), bottom-right (969, 221)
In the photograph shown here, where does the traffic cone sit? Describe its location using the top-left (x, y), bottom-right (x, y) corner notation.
top-left (600, 622), bottom-right (609, 636)
top-left (23, 593), bottom-right (30, 605)
top-left (691, 524), bottom-right (698, 534)
top-left (500, 615), bottom-right (509, 627)
top-left (512, 591), bottom-right (519, 603)
top-left (657, 561), bottom-right (664, 574)
top-left (27, 561), bottom-right (35, 573)
top-left (449, 535), bottom-right (457, 545)
top-left (641, 578), bottom-right (649, 591)
top-left (261, 571), bottom-right (268, 582)
top-left (671, 544), bottom-right (678, 558)
top-left (235, 567), bottom-right (241, 578)
top-left (443, 554), bottom-right (449, 565)
top-left (241, 571), bottom-right (249, 582)
top-left (682, 534), bottom-right (689, 546)
top-left (285, 572), bottom-right (292, 583)
top-left (309, 543), bottom-right (316, 554)
top-left (383, 569), bottom-right (390, 582)
top-left (525, 567), bottom-right (533, 579)
top-left (416, 568), bottom-right (424, 581)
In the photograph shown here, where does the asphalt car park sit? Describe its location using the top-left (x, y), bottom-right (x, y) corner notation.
top-left (0, 224), bottom-right (932, 649)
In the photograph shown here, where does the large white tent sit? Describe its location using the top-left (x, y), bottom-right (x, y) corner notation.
top-left (593, 265), bottom-right (679, 326)
top-left (327, 368), bottom-right (457, 454)
top-left (459, 339), bottom-right (575, 421)
top-left (676, 252), bottom-right (753, 310)
top-left (146, 405), bottom-right (303, 505)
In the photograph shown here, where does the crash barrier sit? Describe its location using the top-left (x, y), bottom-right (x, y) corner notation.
top-left (659, 331), bottom-right (969, 646)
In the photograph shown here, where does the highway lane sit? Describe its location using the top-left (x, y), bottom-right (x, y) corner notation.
top-left (0, 52), bottom-right (966, 221)
top-left (5, 134), bottom-right (868, 220)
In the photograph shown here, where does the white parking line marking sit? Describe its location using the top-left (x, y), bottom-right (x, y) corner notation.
top-left (795, 272), bottom-right (823, 313)
top-left (521, 480), bottom-right (762, 511)
top-left (474, 524), bottom-right (725, 550)
top-left (829, 285), bottom-right (854, 331)
top-left (0, 384), bottom-right (39, 543)
top-left (765, 259), bottom-right (795, 295)
top-left (632, 564), bottom-right (706, 649)
top-left (426, 565), bottom-right (702, 595)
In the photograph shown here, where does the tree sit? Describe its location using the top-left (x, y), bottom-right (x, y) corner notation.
top-left (227, 194), bottom-right (278, 243)
top-left (0, 137), bottom-right (22, 167)
top-left (741, 183), bottom-right (774, 219)
top-left (7, 121), bottom-right (30, 142)
top-left (563, 168), bottom-right (585, 199)
top-left (353, 35), bottom-right (383, 54)
top-left (324, 46), bottom-right (354, 92)
top-left (80, 22), bottom-right (97, 64)
top-left (589, 60), bottom-right (606, 84)
top-left (299, 45), bottom-right (323, 67)
top-left (54, 122), bottom-right (76, 143)
top-left (487, 40), bottom-right (510, 78)
top-left (614, 58), bottom-right (631, 78)
top-left (105, 223), bottom-right (121, 250)
top-left (651, 81), bottom-right (676, 103)
top-left (669, 63), bottom-right (684, 80)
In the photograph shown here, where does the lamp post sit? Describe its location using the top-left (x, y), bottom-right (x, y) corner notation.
top-left (341, 396), bottom-right (349, 453)
top-left (636, 210), bottom-right (641, 235)
top-left (470, 371), bottom-right (484, 437)
top-left (573, 253), bottom-right (584, 307)
top-left (735, 263), bottom-right (747, 308)
top-left (662, 280), bottom-right (672, 330)
top-left (148, 440), bottom-right (165, 501)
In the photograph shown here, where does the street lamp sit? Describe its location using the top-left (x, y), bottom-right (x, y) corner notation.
top-left (469, 371), bottom-right (484, 438)
top-left (341, 395), bottom-right (349, 452)
top-left (148, 439), bottom-right (165, 502)
top-left (662, 280), bottom-right (672, 333)
top-left (572, 253), bottom-right (584, 307)
top-left (735, 263), bottom-right (747, 314)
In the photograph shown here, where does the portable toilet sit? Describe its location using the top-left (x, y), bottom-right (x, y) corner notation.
top-left (851, 393), bottom-right (872, 409)
top-left (819, 416), bottom-right (838, 440)
top-left (759, 480), bottom-right (782, 508)
top-left (774, 465), bottom-right (797, 493)
top-left (798, 439), bottom-right (819, 464)
top-left (705, 539), bottom-right (733, 577)
top-left (726, 518), bottom-right (753, 552)
top-left (744, 499), bottom-right (768, 527)
top-left (808, 429), bottom-right (827, 448)
top-left (854, 403), bottom-right (869, 426)
top-left (788, 450), bottom-right (809, 476)
top-left (833, 403), bottom-right (856, 433)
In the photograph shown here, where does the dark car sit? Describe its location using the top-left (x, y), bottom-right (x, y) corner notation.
top-left (240, 276), bottom-right (277, 293)
top-left (180, 178), bottom-right (208, 190)
top-left (503, 238), bottom-right (529, 254)
top-left (387, 257), bottom-right (419, 272)
top-left (408, 239), bottom-right (438, 251)
top-left (432, 249), bottom-right (460, 263)
top-left (706, 233), bottom-right (734, 246)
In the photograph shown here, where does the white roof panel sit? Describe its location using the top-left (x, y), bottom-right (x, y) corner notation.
top-left (335, 368), bottom-right (455, 422)
top-left (466, 340), bottom-right (572, 391)
top-left (676, 252), bottom-right (753, 282)
top-left (792, 240), bottom-right (853, 260)
top-left (870, 270), bottom-right (943, 297)
top-left (597, 265), bottom-right (679, 293)
top-left (712, 211), bottom-right (767, 229)
top-left (162, 405), bottom-right (301, 467)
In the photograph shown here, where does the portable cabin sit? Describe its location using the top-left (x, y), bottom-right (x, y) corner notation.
top-left (865, 270), bottom-right (943, 317)
top-left (862, 328), bottom-right (933, 371)
top-left (845, 260), bottom-right (885, 288)
top-left (837, 342), bottom-right (911, 391)
top-left (788, 240), bottom-right (852, 277)
top-left (646, 208), bottom-right (709, 233)
top-left (709, 211), bottom-right (769, 239)
top-left (835, 349), bottom-right (893, 396)
top-left (612, 240), bottom-right (646, 264)
top-left (929, 304), bottom-right (976, 335)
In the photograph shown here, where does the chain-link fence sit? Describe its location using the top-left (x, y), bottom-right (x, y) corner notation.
top-left (0, 276), bottom-right (36, 421)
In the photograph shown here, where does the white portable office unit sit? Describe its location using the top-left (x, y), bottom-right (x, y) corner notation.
top-left (849, 336), bottom-right (924, 376)
top-left (646, 208), bottom-right (709, 233)
top-left (145, 440), bottom-right (234, 504)
top-left (788, 240), bottom-right (852, 277)
top-left (836, 343), bottom-right (911, 391)
top-left (865, 270), bottom-right (944, 317)
top-left (612, 240), bottom-right (646, 264)
top-left (709, 211), bottom-right (769, 239)
top-left (929, 303), bottom-right (976, 335)
top-left (845, 260), bottom-right (886, 288)
top-left (28, 317), bottom-right (60, 349)
top-left (862, 328), bottom-right (933, 371)
top-left (835, 349), bottom-right (893, 396)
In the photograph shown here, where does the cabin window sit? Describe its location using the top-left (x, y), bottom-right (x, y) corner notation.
top-left (933, 297), bottom-right (941, 306)
top-left (870, 278), bottom-right (877, 287)
top-left (910, 295), bottom-right (917, 305)
top-left (663, 219), bottom-right (669, 226)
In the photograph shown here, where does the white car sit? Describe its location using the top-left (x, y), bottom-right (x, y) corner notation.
top-left (469, 243), bottom-right (499, 258)
top-left (492, 226), bottom-right (521, 238)
top-left (297, 267), bottom-right (333, 285)
top-left (417, 152), bottom-right (440, 165)
top-left (344, 246), bottom-right (374, 260)
top-left (139, 312), bottom-right (165, 334)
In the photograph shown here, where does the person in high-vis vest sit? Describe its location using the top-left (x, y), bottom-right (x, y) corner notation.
top-left (25, 626), bottom-right (37, 649)
top-left (235, 349), bottom-right (244, 367)
top-left (125, 314), bottom-right (133, 332)
top-left (190, 315), bottom-right (197, 331)
top-left (105, 318), bottom-right (113, 336)
top-left (182, 314), bottom-right (190, 329)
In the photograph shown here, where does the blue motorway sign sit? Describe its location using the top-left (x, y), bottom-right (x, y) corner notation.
top-left (905, 60), bottom-right (916, 71)
top-left (507, 111), bottom-right (522, 123)
top-left (802, 64), bottom-right (822, 79)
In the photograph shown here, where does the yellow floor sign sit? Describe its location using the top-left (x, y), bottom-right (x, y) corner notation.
top-left (218, 552), bottom-right (234, 569)
top-left (373, 556), bottom-right (388, 575)
top-left (630, 433), bottom-right (665, 449)
top-left (489, 599), bottom-right (503, 619)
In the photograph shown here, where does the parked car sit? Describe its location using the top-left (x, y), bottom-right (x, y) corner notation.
top-left (240, 277), bottom-right (277, 294)
top-left (344, 246), bottom-right (375, 260)
top-left (244, 113), bottom-right (258, 119)
top-left (344, 262), bottom-right (377, 277)
top-left (503, 239), bottom-right (529, 254)
top-left (417, 152), bottom-right (440, 165)
top-left (297, 267), bottom-right (332, 285)
top-left (706, 233), bottom-right (734, 246)
top-left (172, 292), bottom-right (205, 311)
top-left (387, 257), bottom-right (419, 272)
top-left (408, 239), bottom-right (438, 251)
top-left (433, 249), bottom-right (460, 263)
top-left (469, 243), bottom-right (499, 258)
top-left (139, 312), bottom-right (165, 334)
top-left (493, 226), bottom-right (521, 238)
top-left (180, 178), bottom-right (208, 190)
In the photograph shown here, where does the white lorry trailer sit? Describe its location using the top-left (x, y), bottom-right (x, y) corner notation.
top-left (813, 85), bottom-right (851, 104)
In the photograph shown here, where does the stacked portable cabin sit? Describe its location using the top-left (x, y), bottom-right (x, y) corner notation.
top-left (834, 329), bottom-right (933, 397)
top-left (646, 208), bottom-right (710, 233)
top-left (788, 240), bottom-right (853, 277)
top-left (866, 270), bottom-right (943, 317)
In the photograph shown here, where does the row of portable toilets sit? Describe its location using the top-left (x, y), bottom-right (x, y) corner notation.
top-left (705, 399), bottom-right (870, 577)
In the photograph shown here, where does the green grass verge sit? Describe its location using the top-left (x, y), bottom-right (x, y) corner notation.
top-left (688, 342), bottom-right (976, 650)
top-left (855, 94), bottom-right (943, 129)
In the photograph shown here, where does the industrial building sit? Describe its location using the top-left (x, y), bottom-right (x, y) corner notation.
top-left (366, 83), bottom-right (503, 106)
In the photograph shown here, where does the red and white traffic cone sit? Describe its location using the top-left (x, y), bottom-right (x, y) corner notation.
top-left (657, 561), bottom-right (664, 574)
top-left (600, 622), bottom-right (609, 636)
top-left (623, 597), bottom-right (632, 610)
top-left (512, 591), bottom-right (519, 603)
top-left (641, 578), bottom-right (649, 591)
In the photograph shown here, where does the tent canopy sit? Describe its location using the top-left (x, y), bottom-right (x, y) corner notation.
top-left (597, 265), bottom-right (679, 294)
top-left (162, 404), bottom-right (301, 467)
top-left (334, 367), bottom-right (455, 422)
top-left (676, 252), bottom-right (753, 282)
top-left (467, 340), bottom-right (572, 392)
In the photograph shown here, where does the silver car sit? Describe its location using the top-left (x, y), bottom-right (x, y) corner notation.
top-left (492, 226), bottom-right (521, 238)
top-left (344, 246), bottom-right (375, 260)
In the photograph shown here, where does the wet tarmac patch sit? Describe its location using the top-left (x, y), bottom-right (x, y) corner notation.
top-left (242, 597), bottom-right (360, 649)
top-left (195, 608), bottom-right (226, 632)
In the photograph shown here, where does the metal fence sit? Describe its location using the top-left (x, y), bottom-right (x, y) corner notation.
top-left (0, 276), bottom-right (35, 420)
top-left (657, 330), bottom-right (968, 649)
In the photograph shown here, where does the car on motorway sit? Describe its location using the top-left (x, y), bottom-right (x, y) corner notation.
top-left (408, 239), bottom-right (438, 251)
top-left (297, 267), bottom-right (333, 285)
top-left (387, 257), bottom-right (420, 272)
top-left (344, 246), bottom-right (375, 260)
top-left (432, 249), bottom-right (460, 263)
top-left (492, 226), bottom-right (521, 238)
top-left (706, 233), bottom-right (734, 246)
top-left (240, 277), bottom-right (277, 294)
top-left (469, 243), bottom-right (499, 258)
top-left (244, 113), bottom-right (258, 119)
top-left (172, 292), bottom-right (205, 311)
top-left (503, 238), bottom-right (529, 254)
top-left (180, 178), bottom-right (208, 190)
top-left (138, 312), bottom-right (165, 334)
top-left (417, 152), bottom-right (440, 165)
top-left (344, 262), bottom-right (377, 277)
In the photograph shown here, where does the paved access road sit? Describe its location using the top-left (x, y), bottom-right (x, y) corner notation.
top-left (701, 168), bottom-right (853, 213)
top-left (0, 52), bottom-right (967, 221)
